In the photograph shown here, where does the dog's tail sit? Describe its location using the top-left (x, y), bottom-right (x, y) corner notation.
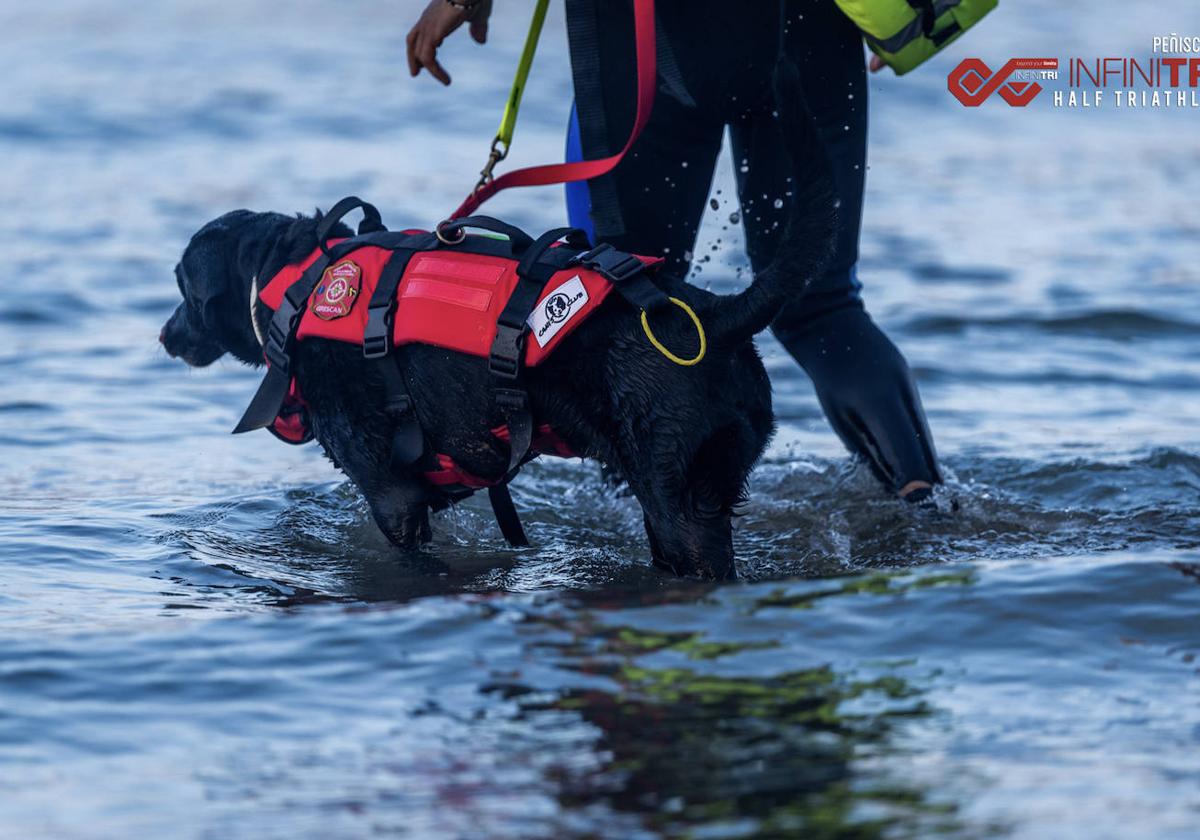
top-left (705, 59), bottom-right (839, 347)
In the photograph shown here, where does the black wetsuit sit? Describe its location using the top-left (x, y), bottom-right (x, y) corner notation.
top-left (564, 0), bottom-right (941, 495)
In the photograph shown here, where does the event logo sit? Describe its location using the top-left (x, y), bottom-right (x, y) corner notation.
top-left (948, 42), bottom-right (1200, 111)
top-left (948, 58), bottom-right (1059, 106)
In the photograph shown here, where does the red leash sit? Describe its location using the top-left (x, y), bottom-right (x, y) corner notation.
top-left (449, 0), bottom-right (657, 221)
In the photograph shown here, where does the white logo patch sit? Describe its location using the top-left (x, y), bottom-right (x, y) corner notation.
top-left (527, 276), bottom-right (589, 348)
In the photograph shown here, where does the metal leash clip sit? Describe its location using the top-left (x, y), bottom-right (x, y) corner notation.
top-left (474, 136), bottom-right (509, 195)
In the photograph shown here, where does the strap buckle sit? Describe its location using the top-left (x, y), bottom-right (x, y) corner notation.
top-left (265, 321), bottom-right (291, 356)
top-left (494, 387), bottom-right (527, 413)
top-left (263, 340), bottom-right (290, 373)
top-left (572, 242), bottom-right (645, 284)
top-left (384, 392), bottom-right (413, 417)
top-left (263, 313), bottom-right (296, 373)
top-left (362, 300), bottom-right (395, 359)
top-left (264, 284), bottom-right (309, 368)
top-left (489, 322), bottom-right (525, 381)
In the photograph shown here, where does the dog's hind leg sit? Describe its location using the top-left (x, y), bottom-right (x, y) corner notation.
top-left (363, 477), bottom-right (432, 549)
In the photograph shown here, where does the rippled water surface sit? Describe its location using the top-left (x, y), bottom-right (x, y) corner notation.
top-left (3, 2), bottom-right (1199, 837)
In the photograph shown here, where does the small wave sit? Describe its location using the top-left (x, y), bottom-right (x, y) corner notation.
top-left (733, 448), bottom-right (1200, 579)
top-left (0, 401), bottom-right (53, 414)
top-left (905, 309), bottom-right (1198, 338)
top-left (909, 262), bottom-right (1012, 283)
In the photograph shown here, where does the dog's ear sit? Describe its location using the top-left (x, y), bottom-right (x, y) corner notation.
top-left (180, 237), bottom-right (233, 332)
top-left (180, 210), bottom-right (255, 329)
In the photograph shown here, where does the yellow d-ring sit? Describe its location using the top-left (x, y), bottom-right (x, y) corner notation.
top-left (641, 297), bottom-right (706, 366)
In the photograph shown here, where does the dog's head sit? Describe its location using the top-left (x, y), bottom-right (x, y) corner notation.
top-left (161, 210), bottom-right (312, 367)
top-left (161, 210), bottom-right (263, 367)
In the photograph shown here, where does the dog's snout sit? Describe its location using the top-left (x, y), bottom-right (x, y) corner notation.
top-left (160, 306), bottom-right (185, 358)
top-left (160, 303), bottom-right (223, 366)
top-left (645, 514), bottom-right (737, 581)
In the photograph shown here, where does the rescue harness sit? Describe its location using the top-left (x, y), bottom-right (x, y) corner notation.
top-left (233, 197), bottom-right (676, 546)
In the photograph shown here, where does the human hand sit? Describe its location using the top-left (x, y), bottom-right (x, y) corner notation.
top-left (406, 0), bottom-right (493, 86)
top-left (869, 55), bottom-right (886, 73)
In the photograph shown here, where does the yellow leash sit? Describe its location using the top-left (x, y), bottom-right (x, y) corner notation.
top-left (641, 298), bottom-right (707, 366)
top-left (474, 0), bottom-right (550, 193)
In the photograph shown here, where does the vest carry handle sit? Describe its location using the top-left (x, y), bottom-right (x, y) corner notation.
top-left (515, 227), bottom-right (591, 279)
top-left (437, 215), bottom-right (536, 254)
top-left (318, 196), bottom-right (387, 257)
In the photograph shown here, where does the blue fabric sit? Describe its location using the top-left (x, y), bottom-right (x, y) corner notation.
top-left (563, 101), bottom-right (595, 243)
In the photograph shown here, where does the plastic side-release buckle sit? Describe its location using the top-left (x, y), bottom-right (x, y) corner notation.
top-left (262, 317), bottom-right (293, 372)
top-left (263, 281), bottom-right (313, 371)
top-left (362, 299), bottom-right (395, 359)
top-left (489, 322), bottom-right (525, 381)
top-left (572, 242), bottom-right (645, 284)
top-left (263, 340), bottom-right (290, 373)
top-left (384, 392), bottom-right (413, 417)
top-left (493, 387), bottom-right (527, 414)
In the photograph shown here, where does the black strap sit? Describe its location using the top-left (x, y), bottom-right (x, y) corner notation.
top-left (318, 196), bottom-right (386, 257)
top-left (488, 229), bottom-right (579, 381)
top-left (487, 231), bottom-right (574, 472)
top-left (488, 292), bottom-right (536, 381)
top-left (233, 254), bottom-right (331, 434)
top-left (363, 233), bottom-right (438, 359)
top-left (572, 242), bottom-right (668, 311)
top-left (930, 17), bottom-right (961, 46)
top-left (486, 228), bottom-right (584, 483)
top-left (495, 387), bottom-right (533, 476)
top-left (233, 366), bottom-right (293, 435)
top-left (362, 235), bottom-right (440, 473)
top-left (489, 260), bottom-right (541, 475)
top-left (488, 484), bottom-right (529, 547)
top-left (515, 227), bottom-right (591, 278)
top-left (378, 355), bottom-right (426, 472)
top-left (905, 0), bottom-right (937, 35)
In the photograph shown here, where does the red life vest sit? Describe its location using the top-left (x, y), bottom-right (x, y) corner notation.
top-left (257, 239), bottom-right (634, 366)
top-left (254, 232), bottom-right (661, 491)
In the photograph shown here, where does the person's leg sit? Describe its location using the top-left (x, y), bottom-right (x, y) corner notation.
top-left (733, 0), bottom-right (941, 497)
top-left (564, 0), bottom-right (728, 272)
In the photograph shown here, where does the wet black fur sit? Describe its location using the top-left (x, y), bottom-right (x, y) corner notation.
top-left (162, 62), bottom-right (836, 579)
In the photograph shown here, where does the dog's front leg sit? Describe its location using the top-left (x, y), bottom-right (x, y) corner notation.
top-left (363, 477), bottom-right (432, 549)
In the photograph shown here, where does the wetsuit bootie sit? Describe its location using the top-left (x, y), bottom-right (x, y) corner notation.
top-left (773, 303), bottom-right (942, 500)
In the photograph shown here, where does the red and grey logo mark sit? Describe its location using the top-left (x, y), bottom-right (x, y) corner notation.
top-left (311, 260), bottom-right (362, 320)
top-left (948, 58), bottom-right (1058, 107)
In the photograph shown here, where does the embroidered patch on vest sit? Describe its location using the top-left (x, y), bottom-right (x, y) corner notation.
top-left (311, 260), bottom-right (362, 320)
top-left (528, 276), bottom-right (589, 348)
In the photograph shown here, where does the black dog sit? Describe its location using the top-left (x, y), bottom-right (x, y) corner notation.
top-left (161, 67), bottom-right (835, 579)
